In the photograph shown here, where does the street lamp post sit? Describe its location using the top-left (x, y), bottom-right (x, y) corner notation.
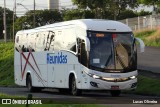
top-left (3, 0), bottom-right (7, 43)
top-left (33, 0), bottom-right (36, 28)
top-left (13, 0), bottom-right (16, 42)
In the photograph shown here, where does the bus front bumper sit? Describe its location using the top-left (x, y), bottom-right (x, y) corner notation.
top-left (89, 77), bottom-right (137, 90)
top-left (80, 75), bottom-right (137, 90)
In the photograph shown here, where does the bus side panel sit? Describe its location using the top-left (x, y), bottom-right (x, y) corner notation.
top-left (80, 66), bottom-right (91, 89)
top-left (54, 65), bottom-right (67, 88)
top-left (30, 52), bottom-right (48, 87)
top-left (14, 50), bottom-right (25, 86)
top-left (14, 65), bottom-right (25, 86)
top-left (47, 64), bottom-right (55, 87)
top-left (32, 65), bottom-right (47, 87)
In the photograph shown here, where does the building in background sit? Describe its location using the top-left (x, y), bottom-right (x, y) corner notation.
top-left (48, 0), bottom-right (59, 10)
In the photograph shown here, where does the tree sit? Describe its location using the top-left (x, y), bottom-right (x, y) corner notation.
top-left (117, 9), bottom-right (138, 20)
top-left (137, 0), bottom-right (160, 13)
top-left (62, 9), bottom-right (95, 21)
top-left (137, 0), bottom-right (160, 6)
top-left (106, 0), bottom-right (139, 20)
top-left (0, 7), bottom-right (14, 39)
top-left (72, 0), bottom-right (139, 20)
top-left (15, 10), bottom-right (62, 32)
top-left (72, 0), bottom-right (107, 18)
top-left (136, 9), bottom-right (152, 16)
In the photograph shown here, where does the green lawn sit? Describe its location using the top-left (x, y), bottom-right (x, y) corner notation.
top-left (0, 42), bottom-right (14, 85)
top-left (135, 75), bottom-right (160, 96)
top-left (134, 28), bottom-right (160, 47)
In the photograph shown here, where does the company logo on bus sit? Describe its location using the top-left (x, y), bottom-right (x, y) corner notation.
top-left (47, 52), bottom-right (67, 64)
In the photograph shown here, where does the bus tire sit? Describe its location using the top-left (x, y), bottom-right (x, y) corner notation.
top-left (110, 90), bottom-right (121, 97)
top-left (26, 75), bottom-right (35, 92)
top-left (70, 76), bottom-right (81, 96)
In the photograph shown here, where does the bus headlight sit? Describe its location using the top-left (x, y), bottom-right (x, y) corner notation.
top-left (93, 75), bottom-right (100, 79)
top-left (88, 73), bottom-right (100, 79)
top-left (130, 76), bottom-right (136, 79)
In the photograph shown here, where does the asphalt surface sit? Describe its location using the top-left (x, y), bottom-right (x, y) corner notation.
top-left (0, 87), bottom-right (160, 104)
top-left (138, 46), bottom-right (160, 73)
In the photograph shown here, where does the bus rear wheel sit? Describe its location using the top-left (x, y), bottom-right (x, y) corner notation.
top-left (110, 90), bottom-right (121, 97)
top-left (70, 76), bottom-right (81, 96)
top-left (26, 75), bottom-right (35, 92)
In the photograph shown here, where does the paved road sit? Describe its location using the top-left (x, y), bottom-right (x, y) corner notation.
top-left (0, 87), bottom-right (160, 104)
top-left (138, 46), bottom-right (160, 73)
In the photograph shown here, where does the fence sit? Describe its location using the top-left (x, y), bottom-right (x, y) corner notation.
top-left (119, 14), bottom-right (160, 31)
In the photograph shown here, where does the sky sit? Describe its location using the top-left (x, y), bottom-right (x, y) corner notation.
top-left (0, 0), bottom-right (153, 17)
top-left (0, 0), bottom-right (73, 16)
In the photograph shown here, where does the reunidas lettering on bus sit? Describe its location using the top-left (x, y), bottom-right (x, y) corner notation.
top-left (47, 52), bottom-right (67, 64)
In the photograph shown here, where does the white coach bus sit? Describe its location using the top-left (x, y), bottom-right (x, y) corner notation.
top-left (14, 19), bottom-right (145, 96)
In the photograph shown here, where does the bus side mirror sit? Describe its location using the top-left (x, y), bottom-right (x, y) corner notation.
top-left (135, 38), bottom-right (145, 53)
top-left (85, 38), bottom-right (90, 52)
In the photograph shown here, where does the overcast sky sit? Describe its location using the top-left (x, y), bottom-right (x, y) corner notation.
top-left (0, 0), bottom-right (72, 16)
top-left (0, 0), bottom-right (152, 16)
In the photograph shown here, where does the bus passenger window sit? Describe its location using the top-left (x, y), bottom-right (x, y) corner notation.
top-left (44, 31), bottom-right (55, 51)
top-left (77, 39), bottom-right (88, 67)
top-left (70, 45), bottom-right (76, 52)
top-left (16, 36), bottom-right (19, 43)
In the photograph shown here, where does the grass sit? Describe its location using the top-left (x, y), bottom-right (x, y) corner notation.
top-left (134, 28), bottom-right (160, 47)
top-left (135, 75), bottom-right (160, 96)
top-left (0, 42), bottom-right (14, 85)
top-left (0, 93), bottom-right (25, 98)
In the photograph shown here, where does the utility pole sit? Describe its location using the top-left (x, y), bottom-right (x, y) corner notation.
top-left (3, 0), bottom-right (7, 43)
top-left (13, 0), bottom-right (16, 42)
top-left (33, 0), bottom-right (36, 28)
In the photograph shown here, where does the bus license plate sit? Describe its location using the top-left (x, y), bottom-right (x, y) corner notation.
top-left (111, 86), bottom-right (119, 90)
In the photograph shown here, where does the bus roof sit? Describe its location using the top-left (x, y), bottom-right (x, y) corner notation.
top-left (16, 19), bottom-right (132, 34)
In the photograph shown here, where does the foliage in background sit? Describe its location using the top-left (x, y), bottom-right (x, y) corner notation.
top-left (0, 7), bottom-right (14, 39)
top-left (0, 42), bottom-right (14, 85)
top-left (72, 0), bottom-right (139, 19)
top-left (138, 0), bottom-right (160, 14)
top-left (0, 2), bottom-right (153, 38)
top-left (62, 9), bottom-right (95, 21)
top-left (137, 0), bottom-right (160, 6)
top-left (14, 10), bottom-right (62, 32)
top-left (136, 9), bottom-right (152, 16)
top-left (62, 9), bottom-right (151, 21)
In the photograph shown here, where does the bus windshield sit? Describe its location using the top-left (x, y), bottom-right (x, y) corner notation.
top-left (88, 31), bottom-right (137, 73)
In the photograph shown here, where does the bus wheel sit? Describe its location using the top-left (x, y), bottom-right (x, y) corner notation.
top-left (26, 75), bottom-right (35, 92)
top-left (110, 90), bottom-right (121, 97)
top-left (70, 76), bottom-right (81, 96)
